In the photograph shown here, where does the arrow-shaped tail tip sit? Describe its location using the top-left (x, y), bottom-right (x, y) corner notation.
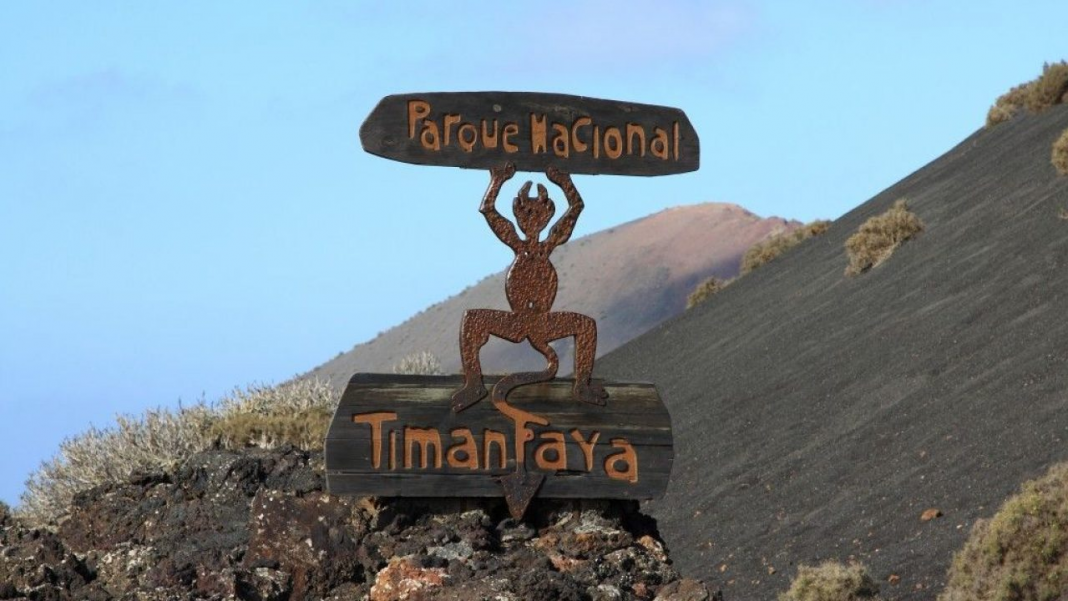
top-left (499, 470), bottom-right (545, 520)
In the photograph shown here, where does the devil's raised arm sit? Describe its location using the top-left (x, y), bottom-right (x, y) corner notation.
top-left (546, 166), bottom-right (583, 248)
top-left (481, 164), bottom-right (521, 250)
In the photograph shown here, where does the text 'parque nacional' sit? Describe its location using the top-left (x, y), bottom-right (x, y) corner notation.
top-left (359, 92), bottom-right (699, 176)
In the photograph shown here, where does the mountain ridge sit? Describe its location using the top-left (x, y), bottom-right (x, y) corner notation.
top-left (304, 201), bottom-right (801, 388)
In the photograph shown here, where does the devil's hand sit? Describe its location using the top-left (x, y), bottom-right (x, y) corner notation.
top-left (491, 162), bottom-right (517, 182)
top-left (546, 165), bottom-right (569, 186)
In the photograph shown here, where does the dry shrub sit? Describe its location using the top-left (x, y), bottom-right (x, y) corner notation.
top-left (779, 561), bottom-right (882, 601)
top-left (1052, 128), bottom-right (1068, 176)
top-left (844, 199), bottom-right (924, 276)
top-left (209, 380), bottom-right (338, 451)
top-left (1026, 61), bottom-right (1068, 113)
top-left (210, 407), bottom-right (332, 451)
top-left (741, 220), bottom-right (832, 275)
top-left (940, 462), bottom-right (1068, 601)
top-left (392, 350), bottom-right (444, 375)
top-left (686, 277), bottom-right (731, 309)
top-left (987, 61), bottom-right (1068, 127)
top-left (18, 378), bottom-right (338, 529)
top-left (987, 83), bottom-right (1031, 127)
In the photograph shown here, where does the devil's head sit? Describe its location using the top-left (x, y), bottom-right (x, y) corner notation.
top-left (513, 181), bottom-right (555, 239)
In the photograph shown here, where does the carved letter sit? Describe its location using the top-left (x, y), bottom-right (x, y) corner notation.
top-left (407, 100), bottom-right (430, 139)
top-left (673, 121), bottom-right (680, 161)
top-left (569, 429), bottom-right (600, 472)
top-left (481, 119), bottom-right (499, 149)
top-left (552, 123), bottom-right (570, 158)
top-left (502, 123), bottom-right (519, 153)
top-left (352, 411), bottom-right (397, 469)
top-left (420, 121), bottom-right (441, 151)
top-left (389, 430), bottom-right (397, 470)
top-left (603, 127), bottom-right (623, 159)
top-left (604, 438), bottom-right (638, 483)
top-left (650, 127), bottom-right (670, 160)
top-left (593, 125), bottom-right (600, 158)
top-left (534, 431), bottom-right (567, 471)
top-left (530, 113), bottom-right (547, 154)
top-left (404, 427), bottom-right (442, 469)
top-left (458, 123), bottom-right (478, 153)
top-left (483, 429), bottom-right (507, 470)
top-left (626, 123), bottom-right (646, 157)
top-left (443, 113), bottom-right (461, 147)
top-left (447, 428), bottom-right (479, 470)
top-left (571, 117), bottom-right (591, 153)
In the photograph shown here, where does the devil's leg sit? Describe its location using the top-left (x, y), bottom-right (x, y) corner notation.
top-left (543, 311), bottom-right (607, 405)
top-left (452, 309), bottom-right (523, 412)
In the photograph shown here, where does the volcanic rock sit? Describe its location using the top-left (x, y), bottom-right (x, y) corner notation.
top-left (1, 446), bottom-right (713, 600)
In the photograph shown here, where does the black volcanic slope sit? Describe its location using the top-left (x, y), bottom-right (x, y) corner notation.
top-left (597, 105), bottom-right (1068, 600)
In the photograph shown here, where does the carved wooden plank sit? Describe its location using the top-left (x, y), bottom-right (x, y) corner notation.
top-left (360, 92), bottom-right (699, 176)
top-left (325, 374), bottom-right (673, 499)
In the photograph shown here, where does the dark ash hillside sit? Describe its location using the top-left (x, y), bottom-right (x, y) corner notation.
top-left (597, 105), bottom-right (1068, 600)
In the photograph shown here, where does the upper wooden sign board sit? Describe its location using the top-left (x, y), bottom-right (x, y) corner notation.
top-left (360, 92), bottom-right (699, 176)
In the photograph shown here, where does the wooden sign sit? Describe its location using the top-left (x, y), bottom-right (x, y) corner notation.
top-left (360, 92), bottom-right (699, 176)
top-left (325, 374), bottom-right (673, 500)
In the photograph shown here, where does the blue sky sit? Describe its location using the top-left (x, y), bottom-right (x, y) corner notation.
top-left (1, 1), bottom-right (1065, 506)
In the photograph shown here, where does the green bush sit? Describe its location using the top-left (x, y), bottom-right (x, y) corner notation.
top-left (1052, 128), bottom-right (1068, 176)
top-left (18, 379), bottom-right (338, 529)
top-left (741, 220), bottom-right (832, 275)
top-left (779, 561), bottom-right (882, 601)
top-left (844, 199), bottom-right (924, 276)
top-left (940, 462), bottom-right (1068, 601)
top-left (686, 277), bottom-right (731, 309)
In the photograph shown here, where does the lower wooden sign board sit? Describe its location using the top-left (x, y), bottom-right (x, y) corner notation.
top-left (325, 374), bottom-right (673, 505)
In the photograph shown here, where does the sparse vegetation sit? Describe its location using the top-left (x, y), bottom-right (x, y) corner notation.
top-left (18, 378), bottom-right (338, 528)
top-left (392, 350), bottom-right (444, 375)
top-left (1052, 128), bottom-right (1068, 176)
top-left (940, 462), bottom-right (1068, 601)
top-left (987, 84), bottom-right (1031, 127)
top-left (986, 61), bottom-right (1068, 127)
top-left (779, 561), bottom-right (882, 601)
top-left (686, 277), bottom-right (731, 309)
top-left (741, 220), bottom-right (832, 275)
top-left (1025, 61), bottom-right (1068, 113)
top-left (844, 199), bottom-right (924, 276)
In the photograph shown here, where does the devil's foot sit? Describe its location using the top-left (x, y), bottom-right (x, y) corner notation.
top-left (451, 382), bottom-right (488, 412)
top-left (574, 381), bottom-right (608, 406)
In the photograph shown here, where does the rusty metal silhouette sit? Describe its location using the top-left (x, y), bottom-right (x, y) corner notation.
top-left (450, 163), bottom-right (609, 517)
top-left (451, 163), bottom-right (608, 415)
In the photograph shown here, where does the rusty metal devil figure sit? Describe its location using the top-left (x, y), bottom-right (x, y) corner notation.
top-left (451, 163), bottom-right (608, 414)
top-left (330, 92), bottom-right (691, 519)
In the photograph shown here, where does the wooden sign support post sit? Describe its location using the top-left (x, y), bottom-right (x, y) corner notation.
top-left (327, 92), bottom-right (699, 518)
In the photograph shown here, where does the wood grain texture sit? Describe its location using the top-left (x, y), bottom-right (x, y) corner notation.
top-left (360, 92), bottom-right (699, 176)
top-left (325, 373), bottom-right (673, 499)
